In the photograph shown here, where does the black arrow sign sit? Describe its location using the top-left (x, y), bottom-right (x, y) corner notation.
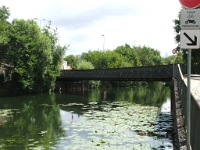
top-left (184, 32), bottom-right (197, 46)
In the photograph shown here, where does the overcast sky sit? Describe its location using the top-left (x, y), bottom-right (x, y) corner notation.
top-left (1, 0), bottom-right (182, 57)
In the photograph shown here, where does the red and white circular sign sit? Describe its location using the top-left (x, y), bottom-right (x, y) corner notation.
top-left (179, 0), bottom-right (200, 8)
top-left (172, 48), bottom-right (177, 54)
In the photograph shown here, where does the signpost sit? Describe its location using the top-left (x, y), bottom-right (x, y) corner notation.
top-left (181, 30), bottom-right (200, 49)
top-left (180, 9), bottom-right (200, 29)
top-left (179, 0), bottom-right (200, 150)
top-left (180, 2), bottom-right (200, 149)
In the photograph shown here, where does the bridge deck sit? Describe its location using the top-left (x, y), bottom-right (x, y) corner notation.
top-left (58, 65), bottom-right (174, 81)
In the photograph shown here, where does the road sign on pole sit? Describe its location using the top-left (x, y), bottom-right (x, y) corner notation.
top-left (181, 9), bottom-right (200, 29)
top-left (180, 30), bottom-right (200, 49)
top-left (172, 48), bottom-right (177, 54)
top-left (179, 0), bottom-right (200, 8)
top-left (179, 5), bottom-right (200, 150)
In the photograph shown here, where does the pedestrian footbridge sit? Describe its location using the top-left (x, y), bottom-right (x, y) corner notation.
top-left (58, 65), bottom-right (175, 81)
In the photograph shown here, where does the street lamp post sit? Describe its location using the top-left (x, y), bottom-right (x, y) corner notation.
top-left (102, 35), bottom-right (105, 51)
top-left (102, 35), bottom-right (106, 68)
top-left (34, 18), bottom-right (46, 28)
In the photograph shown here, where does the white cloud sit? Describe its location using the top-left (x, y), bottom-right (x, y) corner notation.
top-left (1, 0), bottom-right (182, 57)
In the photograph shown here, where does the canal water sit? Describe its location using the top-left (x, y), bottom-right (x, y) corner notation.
top-left (0, 83), bottom-right (174, 150)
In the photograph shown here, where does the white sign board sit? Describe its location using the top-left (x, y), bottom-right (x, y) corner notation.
top-left (181, 9), bottom-right (200, 29)
top-left (181, 30), bottom-right (200, 49)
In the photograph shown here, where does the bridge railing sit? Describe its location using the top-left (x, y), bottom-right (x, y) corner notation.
top-left (60, 65), bottom-right (173, 81)
top-left (174, 64), bottom-right (200, 149)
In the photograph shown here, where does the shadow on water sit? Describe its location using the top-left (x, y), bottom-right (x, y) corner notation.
top-left (0, 82), bottom-right (174, 149)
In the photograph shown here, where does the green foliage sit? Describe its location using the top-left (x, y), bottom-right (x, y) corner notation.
top-left (81, 50), bottom-right (103, 69)
top-left (0, 6), bottom-right (11, 62)
top-left (76, 44), bottom-right (164, 88)
top-left (189, 49), bottom-right (200, 65)
top-left (64, 54), bottom-right (78, 69)
top-left (42, 22), bottom-right (67, 74)
top-left (134, 46), bottom-right (164, 66)
top-left (0, 9), bottom-right (67, 95)
top-left (0, 5), bottom-right (10, 21)
top-left (81, 49), bottom-right (131, 69)
top-left (102, 50), bottom-right (125, 68)
top-left (164, 52), bottom-right (184, 65)
top-left (6, 19), bottom-right (52, 93)
top-left (0, 19), bottom-right (10, 45)
top-left (114, 44), bottom-right (141, 66)
top-left (173, 9), bottom-right (181, 52)
top-left (78, 59), bottom-right (94, 69)
top-left (89, 80), bottom-right (101, 89)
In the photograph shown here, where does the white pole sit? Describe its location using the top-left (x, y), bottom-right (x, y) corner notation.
top-left (187, 49), bottom-right (191, 150)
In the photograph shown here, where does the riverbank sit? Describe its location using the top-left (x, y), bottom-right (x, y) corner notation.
top-left (173, 78), bottom-right (186, 149)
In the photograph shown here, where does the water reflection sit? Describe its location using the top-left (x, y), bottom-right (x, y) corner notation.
top-left (0, 94), bottom-right (64, 149)
top-left (0, 83), bottom-right (172, 149)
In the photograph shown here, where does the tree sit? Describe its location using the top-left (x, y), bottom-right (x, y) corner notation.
top-left (0, 5), bottom-right (11, 62)
top-left (164, 52), bottom-right (184, 65)
top-left (133, 46), bottom-right (164, 66)
top-left (0, 5), bottom-right (10, 21)
top-left (81, 50), bottom-right (129, 69)
top-left (42, 22), bottom-right (67, 90)
top-left (64, 54), bottom-right (78, 69)
top-left (6, 19), bottom-right (51, 93)
top-left (78, 59), bottom-right (94, 69)
top-left (102, 50), bottom-right (127, 68)
top-left (81, 50), bottom-right (103, 69)
top-left (173, 11), bottom-right (181, 52)
top-left (114, 44), bottom-right (141, 67)
top-left (1, 18), bottom-right (66, 95)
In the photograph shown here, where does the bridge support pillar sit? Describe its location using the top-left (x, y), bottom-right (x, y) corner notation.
top-left (56, 80), bottom-right (87, 93)
top-left (81, 80), bottom-right (84, 93)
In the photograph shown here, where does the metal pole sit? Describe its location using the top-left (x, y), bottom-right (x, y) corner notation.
top-left (102, 35), bottom-right (105, 51)
top-left (187, 49), bottom-right (191, 150)
top-left (101, 35), bottom-right (105, 68)
top-left (173, 63), bottom-right (174, 77)
top-left (34, 18), bottom-right (45, 28)
top-left (173, 55), bottom-right (177, 77)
